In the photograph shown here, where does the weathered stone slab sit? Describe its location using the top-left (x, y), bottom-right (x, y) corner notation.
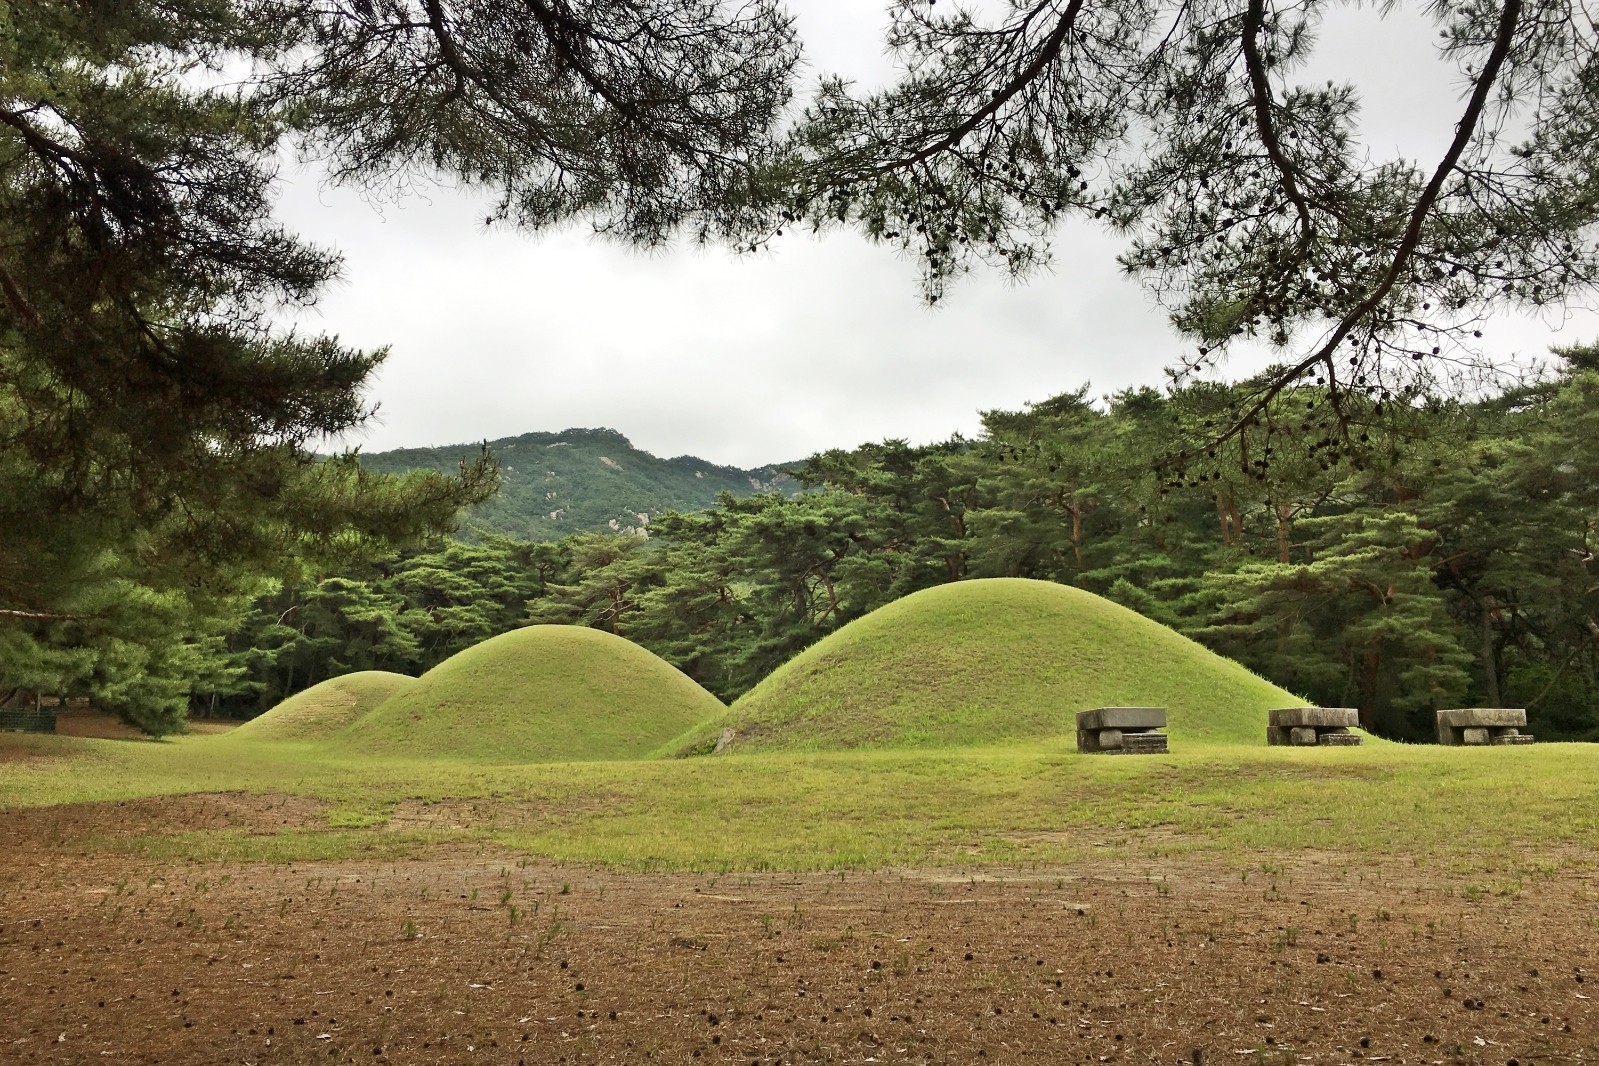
top-left (1077, 707), bottom-right (1166, 732)
top-left (1318, 732), bottom-right (1362, 746)
top-left (1265, 726), bottom-right (1289, 746)
top-left (1288, 726), bottom-right (1318, 746)
top-left (1439, 712), bottom-right (1535, 747)
top-left (1437, 707), bottom-right (1527, 729)
top-left (1269, 707), bottom-right (1360, 729)
top-left (1121, 732), bottom-right (1168, 754)
top-left (1491, 733), bottom-right (1536, 745)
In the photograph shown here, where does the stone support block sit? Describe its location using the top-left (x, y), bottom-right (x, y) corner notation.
top-left (1318, 732), bottom-right (1362, 746)
top-left (1076, 710), bottom-right (1168, 754)
top-left (1461, 727), bottom-right (1491, 746)
top-left (1122, 732), bottom-right (1168, 754)
top-left (1289, 726), bottom-right (1318, 746)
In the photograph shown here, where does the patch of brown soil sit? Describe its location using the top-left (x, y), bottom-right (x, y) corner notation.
top-left (185, 719), bottom-right (243, 736)
top-left (0, 802), bottom-right (1594, 1065)
top-left (0, 794), bottom-right (328, 856)
top-left (385, 799), bottom-right (498, 833)
top-left (0, 736), bottom-right (63, 764)
top-left (51, 709), bottom-right (149, 740)
top-left (14, 709), bottom-right (239, 742)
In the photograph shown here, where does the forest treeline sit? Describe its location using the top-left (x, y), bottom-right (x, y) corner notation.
top-left (210, 346), bottom-right (1599, 743)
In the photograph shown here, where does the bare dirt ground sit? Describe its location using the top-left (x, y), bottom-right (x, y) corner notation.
top-left (46, 708), bottom-right (240, 740)
top-left (1, 794), bottom-right (1595, 1065)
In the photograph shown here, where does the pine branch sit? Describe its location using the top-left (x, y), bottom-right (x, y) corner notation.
top-left (0, 608), bottom-right (85, 622)
top-left (1217, 0), bottom-right (1525, 450)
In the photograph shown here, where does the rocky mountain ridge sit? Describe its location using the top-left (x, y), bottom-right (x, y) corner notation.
top-left (357, 427), bottom-right (795, 540)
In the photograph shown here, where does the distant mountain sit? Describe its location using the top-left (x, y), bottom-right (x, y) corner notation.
top-left (357, 427), bottom-right (796, 540)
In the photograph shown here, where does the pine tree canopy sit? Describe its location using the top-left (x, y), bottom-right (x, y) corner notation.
top-left (767, 0), bottom-right (1598, 454)
top-left (0, 3), bottom-right (496, 728)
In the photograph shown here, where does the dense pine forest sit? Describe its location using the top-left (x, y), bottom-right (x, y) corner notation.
top-left (205, 347), bottom-right (1599, 743)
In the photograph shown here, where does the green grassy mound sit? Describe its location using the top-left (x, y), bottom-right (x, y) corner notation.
top-left (336, 625), bottom-right (726, 761)
top-left (684, 578), bottom-right (1302, 753)
top-left (234, 671), bottom-right (416, 741)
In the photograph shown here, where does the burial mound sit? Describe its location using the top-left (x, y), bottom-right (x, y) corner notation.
top-left (339, 626), bottom-right (725, 761)
top-left (685, 578), bottom-right (1297, 752)
top-left (235, 671), bottom-right (416, 741)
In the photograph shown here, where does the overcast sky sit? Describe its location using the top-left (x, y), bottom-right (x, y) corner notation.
top-left (276, 2), bottom-right (1597, 469)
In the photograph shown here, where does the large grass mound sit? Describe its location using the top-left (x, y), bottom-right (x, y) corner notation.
top-left (687, 578), bottom-right (1300, 753)
top-left (234, 671), bottom-right (416, 741)
top-left (337, 625), bottom-right (726, 761)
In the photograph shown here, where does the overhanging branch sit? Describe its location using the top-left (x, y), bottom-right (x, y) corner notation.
top-left (876, 0), bottom-right (1086, 175)
top-left (1217, 0), bottom-right (1525, 447)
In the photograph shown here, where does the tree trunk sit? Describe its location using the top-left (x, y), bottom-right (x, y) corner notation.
top-left (1481, 599), bottom-right (1501, 707)
top-left (1359, 648), bottom-right (1382, 731)
top-left (1215, 493), bottom-right (1240, 546)
top-left (1276, 501), bottom-right (1293, 563)
top-left (934, 496), bottom-right (965, 538)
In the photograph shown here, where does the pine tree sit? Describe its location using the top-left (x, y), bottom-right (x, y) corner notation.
top-left (0, 3), bottom-right (494, 728)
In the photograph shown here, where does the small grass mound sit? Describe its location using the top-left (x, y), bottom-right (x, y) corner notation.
top-left (684, 578), bottom-right (1301, 753)
top-left (234, 671), bottom-right (415, 741)
top-left (337, 625), bottom-right (726, 761)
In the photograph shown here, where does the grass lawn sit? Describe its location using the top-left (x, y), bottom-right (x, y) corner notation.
top-left (5, 729), bottom-right (1595, 874)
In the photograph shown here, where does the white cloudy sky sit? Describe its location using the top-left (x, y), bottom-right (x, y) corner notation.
top-left (276, 2), bottom-right (1597, 469)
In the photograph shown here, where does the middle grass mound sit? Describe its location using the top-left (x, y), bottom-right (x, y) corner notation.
top-left (680, 578), bottom-right (1298, 753)
top-left (339, 625), bottom-right (726, 761)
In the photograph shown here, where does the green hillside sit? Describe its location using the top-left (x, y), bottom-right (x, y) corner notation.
top-left (357, 427), bottom-right (794, 540)
top-left (233, 671), bottom-right (415, 741)
top-left (337, 625), bottom-right (726, 761)
top-left (680, 578), bottom-right (1303, 753)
